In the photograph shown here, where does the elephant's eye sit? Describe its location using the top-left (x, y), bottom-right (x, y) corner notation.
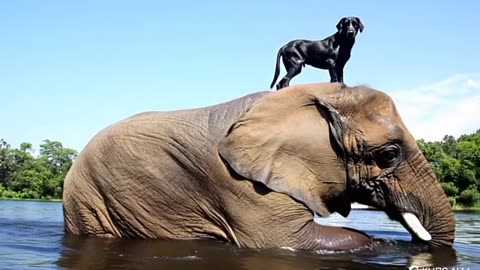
top-left (376, 147), bottom-right (399, 168)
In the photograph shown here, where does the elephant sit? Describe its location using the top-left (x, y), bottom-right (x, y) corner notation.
top-left (63, 83), bottom-right (455, 251)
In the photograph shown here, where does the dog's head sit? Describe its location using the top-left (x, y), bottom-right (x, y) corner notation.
top-left (336, 17), bottom-right (364, 39)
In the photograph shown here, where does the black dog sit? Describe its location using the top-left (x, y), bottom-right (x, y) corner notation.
top-left (270, 17), bottom-right (364, 90)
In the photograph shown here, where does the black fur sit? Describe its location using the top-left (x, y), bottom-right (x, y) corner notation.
top-left (270, 17), bottom-right (364, 90)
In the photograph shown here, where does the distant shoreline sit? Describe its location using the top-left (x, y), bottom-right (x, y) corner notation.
top-left (349, 203), bottom-right (480, 212)
top-left (452, 206), bottom-right (480, 211)
top-left (1, 198), bottom-right (479, 211)
top-left (0, 198), bottom-right (61, 202)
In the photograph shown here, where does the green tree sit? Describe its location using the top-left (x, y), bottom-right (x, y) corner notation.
top-left (38, 140), bottom-right (77, 197)
top-left (0, 139), bottom-right (12, 187)
top-left (418, 139), bottom-right (446, 178)
top-left (441, 135), bottom-right (457, 157)
top-left (440, 182), bottom-right (459, 197)
top-left (418, 129), bottom-right (480, 208)
top-left (9, 160), bottom-right (52, 199)
top-left (3, 146), bottom-right (37, 191)
top-left (0, 138), bottom-right (77, 199)
top-left (458, 188), bottom-right (480, 207)
top-left (19, 142), bottom-right (33, 153)
top-left (457, 136), bottom-right (480, 183)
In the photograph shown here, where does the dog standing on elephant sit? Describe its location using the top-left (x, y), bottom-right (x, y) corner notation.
top-left (270, 17), bottom-right (364, 90)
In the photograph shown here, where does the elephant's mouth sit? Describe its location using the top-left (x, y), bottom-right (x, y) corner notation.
top-left (349, 181), bottom-right (434, 244)
top-left (354, 200), bottom-right (432, 243)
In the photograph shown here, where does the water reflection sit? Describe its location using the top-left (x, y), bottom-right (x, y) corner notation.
top-left (407, 249), bottom-right (457, 268)
top-left (57, 235), bottom-right (458, 270)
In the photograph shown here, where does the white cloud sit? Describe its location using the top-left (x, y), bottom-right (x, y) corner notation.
top-left (466, 79), bottom-right (479, 88)
top-left (389, 73), bottom-right (480, 141)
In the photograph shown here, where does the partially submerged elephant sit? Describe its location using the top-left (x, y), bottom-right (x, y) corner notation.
top-left (63, 83), bottom-right (455, 251)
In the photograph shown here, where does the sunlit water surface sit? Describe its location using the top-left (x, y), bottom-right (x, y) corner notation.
top-left (0, 200), bottom-right (479, 269)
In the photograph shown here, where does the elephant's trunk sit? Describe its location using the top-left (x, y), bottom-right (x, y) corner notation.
top-left (396, 153), bottom-right (455, 247)
top-left (416, 173), bottom-right (455, 247)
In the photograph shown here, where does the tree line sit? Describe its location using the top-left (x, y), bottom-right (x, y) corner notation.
top-left (417, 129), bottom-right (480, 208)
top-left (0, 130), bottom-right (479, 206)
top-left (0, 139), bottom-right (76, 200)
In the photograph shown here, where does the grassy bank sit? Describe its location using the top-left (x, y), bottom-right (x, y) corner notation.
top-left (452, 205), bottom-right (480, 211)
top-left (0, 197), bottom-right (62, 202)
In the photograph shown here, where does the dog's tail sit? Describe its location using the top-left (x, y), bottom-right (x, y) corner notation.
top-left (269, 46), bottom-right (283, 89)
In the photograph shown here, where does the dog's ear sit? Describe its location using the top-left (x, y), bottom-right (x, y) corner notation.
top-left (336, 18), bottom-right (345, 31)
top-left (355, 17), bottom-right (364, 33)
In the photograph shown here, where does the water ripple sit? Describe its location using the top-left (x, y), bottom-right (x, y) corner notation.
top-left (0, 201), bottom-right (479, 269)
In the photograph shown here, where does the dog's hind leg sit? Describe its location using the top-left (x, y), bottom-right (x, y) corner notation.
top-left (276, 59), bottom-right (303, 90)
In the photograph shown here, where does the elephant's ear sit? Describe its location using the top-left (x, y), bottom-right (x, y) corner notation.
top-left (218, 86), bottom-right (351, 217)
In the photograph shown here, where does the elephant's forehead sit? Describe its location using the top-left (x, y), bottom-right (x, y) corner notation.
top-left (357, 89), bottom-right (397, 113)
top-left (353, 106), bottom-right (406, 145)
top-left (364, 120), bottom-right (404, 143)
top-left (353, 89), bottom-right (400, 124)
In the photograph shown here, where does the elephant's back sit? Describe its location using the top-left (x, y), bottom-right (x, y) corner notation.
top-left (63, 91), bottom-right (270, 238)
top-left (75, 90), bottom-right (271, 167)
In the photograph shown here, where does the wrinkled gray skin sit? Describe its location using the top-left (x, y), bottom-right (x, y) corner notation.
top-left (63, 83), bottom-right (455, 251)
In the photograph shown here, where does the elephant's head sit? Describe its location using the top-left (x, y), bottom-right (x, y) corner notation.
top-left (218, 83), bottom-right (455, 247)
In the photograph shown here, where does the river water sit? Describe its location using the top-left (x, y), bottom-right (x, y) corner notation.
top-left (0, 200), bottom-right (479, 270)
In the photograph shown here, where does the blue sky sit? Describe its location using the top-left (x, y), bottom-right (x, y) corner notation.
top-left (1, 1), bottom-right (479, 152)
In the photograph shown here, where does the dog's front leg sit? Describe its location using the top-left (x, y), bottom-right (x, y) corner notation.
top-left (327, 59), bottom-right (338, 82)
top-left (336, 67), bottom-right (344, 83)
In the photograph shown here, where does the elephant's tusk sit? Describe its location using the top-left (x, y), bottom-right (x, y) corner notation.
top-left (400, 212), bottom-right (432, 241)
